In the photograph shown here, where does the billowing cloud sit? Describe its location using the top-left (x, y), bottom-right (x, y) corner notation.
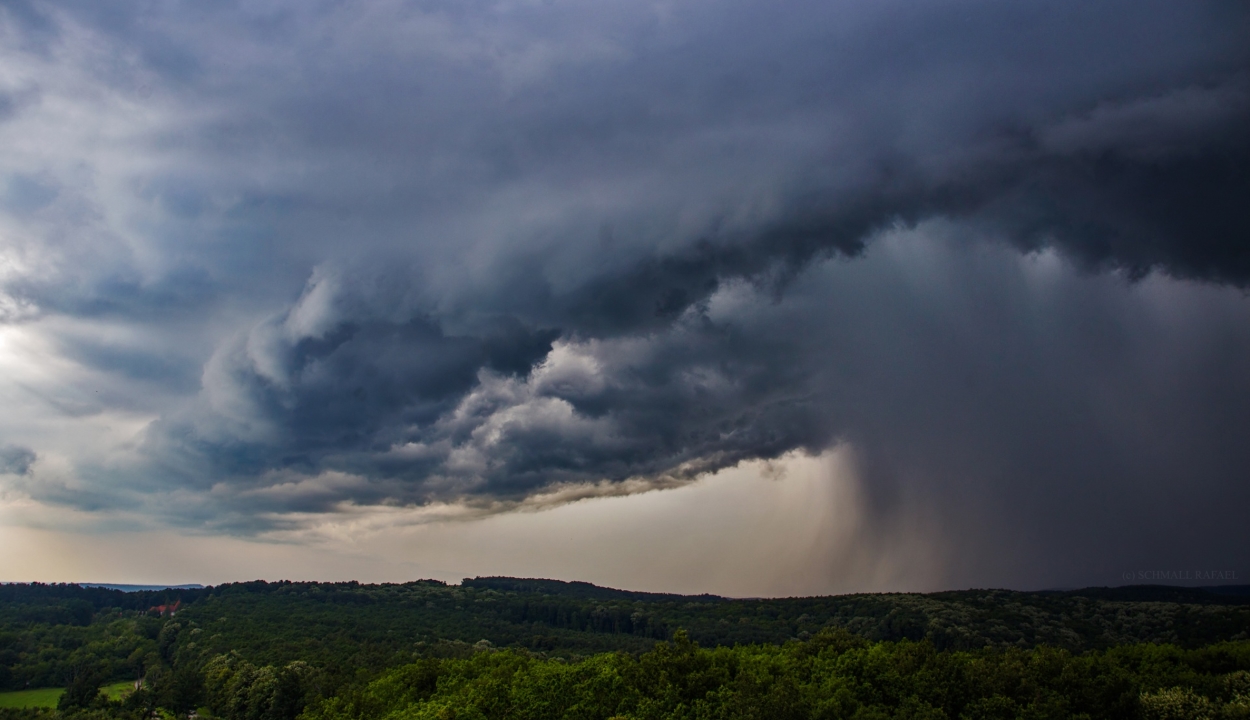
top-left (0, 0), bottom-right (1247, 589)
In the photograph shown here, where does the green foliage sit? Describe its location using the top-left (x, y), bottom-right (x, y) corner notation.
top-left (302, 633), bottom-right (1250, 720)
top-left (0, 709), bottom-right (57, 720)
top-left (57, 669), bottom-right (101, 711)
top-left (1139, 687), bottom-right (1214, 720)
top-left (5, 579), bottom-right (1250, 694)
top-left (0, 611), bottom-right (161, 691)
top-left (128, 577), bottom-right (1250, 681)
top-left (3, 580), bottom-right (1250, 719)
top-left (202, 653), bottom-right (317, 720)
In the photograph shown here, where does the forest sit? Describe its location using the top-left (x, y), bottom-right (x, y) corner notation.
top-left (1, 579), bottom-right (1248, 719)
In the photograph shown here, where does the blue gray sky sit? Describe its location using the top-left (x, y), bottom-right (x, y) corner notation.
top-left (0, 0), bottom-right (1247, 595)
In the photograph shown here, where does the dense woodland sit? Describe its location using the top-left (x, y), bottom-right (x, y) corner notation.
top-left (2, 579), bottom-right (1249, 719)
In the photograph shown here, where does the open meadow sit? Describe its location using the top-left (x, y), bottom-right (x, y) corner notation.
top-left (0, 688), bottom-right (62, 710)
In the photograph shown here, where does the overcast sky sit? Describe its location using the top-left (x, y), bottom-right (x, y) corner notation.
top-left (1, 0), bottom-right (1248, 595)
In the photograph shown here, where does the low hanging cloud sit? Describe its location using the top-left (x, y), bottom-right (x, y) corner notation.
top-left (145, 265), bottom-right (832, 511)
top-left (0, 0), bottom-right (1248, 586)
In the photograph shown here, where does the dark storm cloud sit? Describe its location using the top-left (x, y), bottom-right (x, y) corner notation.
top-left (791, 238), bottom-right (1250, 588)
top-left (0, 445), bottom-right (36, 476)
top-left (2, 0), bottom-right (1248, 580)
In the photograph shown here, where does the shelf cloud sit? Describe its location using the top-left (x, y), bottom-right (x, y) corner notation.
top-left (0, 0), bottom-right (1247, 589)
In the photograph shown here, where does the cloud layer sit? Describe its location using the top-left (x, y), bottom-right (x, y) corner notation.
top-left (1, 0), bottom-right (1247, 588)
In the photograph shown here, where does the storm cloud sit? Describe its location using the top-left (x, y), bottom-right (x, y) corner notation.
top-left (0, 0), bottom-right (1247, 588)
top-left (0, 445), bottom-right (36, 476)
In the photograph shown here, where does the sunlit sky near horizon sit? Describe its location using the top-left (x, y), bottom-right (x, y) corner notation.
top-left (1, 0), bottom-right (1248, 596)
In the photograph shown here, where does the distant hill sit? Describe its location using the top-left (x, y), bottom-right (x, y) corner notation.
top-left (461, 576), bottom-right (725, 602)
top-left (78, 583), bottom-right (205, 593)
top-left (1037, 583), bottom-right (1250, 605)
top-left (468, 575), bottom-right (1250, 606)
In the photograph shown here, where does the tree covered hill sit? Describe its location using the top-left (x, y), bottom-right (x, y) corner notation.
top-left (4, 580), bottom-right (1250, 720)
top-left (3, 578), bottom-right (1250, 692)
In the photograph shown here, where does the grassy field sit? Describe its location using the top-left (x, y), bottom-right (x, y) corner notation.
top-left (101, 681), bottom-right (137, 702)
top-left (0, 687), bottom-right (63, 709)
top-left (0, 681), bottom-right (136, 708)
